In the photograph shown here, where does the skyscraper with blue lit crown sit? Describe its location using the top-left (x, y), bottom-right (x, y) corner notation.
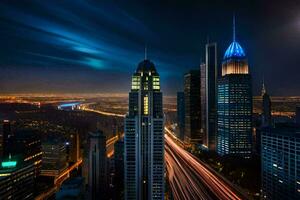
top-left (217, 16), bottom-right (253, 158)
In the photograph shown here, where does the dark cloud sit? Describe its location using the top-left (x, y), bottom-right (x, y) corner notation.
top-left (0, 0), bottom-right (299, 95)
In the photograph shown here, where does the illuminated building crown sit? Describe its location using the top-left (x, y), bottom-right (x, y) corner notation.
top-left (223, 41), bottom-right (246, 59)
top-left (136, 59), bottom-right (157, 74)
top-left (222, 15), bottom-right (249, 76)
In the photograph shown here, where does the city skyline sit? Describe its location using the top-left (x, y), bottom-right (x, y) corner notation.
top-left (0, 1), bottom-right (300, 95)
top-left (0, 1), bottom-right (300, 200)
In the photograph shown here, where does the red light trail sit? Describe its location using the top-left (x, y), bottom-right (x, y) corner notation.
top-left (79, 107), bottom-right (245, 200)
top-left (165, 130), bottom-right (244, 200)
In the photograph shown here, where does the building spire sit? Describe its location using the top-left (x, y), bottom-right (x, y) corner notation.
top-left (262, 76), bottom-right (266, 96)
top-left (144, 44), bottom-right (147, 60)
top-left (233, 13), bottom-right (236, 42)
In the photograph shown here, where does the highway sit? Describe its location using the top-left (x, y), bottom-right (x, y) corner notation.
top-left (165, 128), bottom-right (244, 200)
top-left (106, 134), bottom-right (124, 158)
top-left (79, 106), bottom-right (245, 200)
top-left (35, 159), bottom-right (83, 200)
top-left (79, 105), bottom-right (125, 117)
top-left (165, 142), bottom-right (214, 200)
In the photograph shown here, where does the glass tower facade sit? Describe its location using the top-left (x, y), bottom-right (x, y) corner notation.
top-left (124, 59), bottom-right (164, 200)
top-left (201, 43), bottom-right (218, 150)
top-left (261, 126), bottom-right (300, 199)
top-left (217, 27), bottom-right (252, 157)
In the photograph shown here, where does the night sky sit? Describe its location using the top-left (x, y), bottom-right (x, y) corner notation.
top-left (0, 0), bottom-right (299, 95)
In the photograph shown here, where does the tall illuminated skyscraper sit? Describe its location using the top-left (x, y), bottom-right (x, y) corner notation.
top-left (217, 17), bottom-right (253, 158)
top-left (201, 42), bottom-right (218, 150)
top-left (261, 126), bottom-right (300, 199)
top-left (124, 56), bottom-right (164, 200)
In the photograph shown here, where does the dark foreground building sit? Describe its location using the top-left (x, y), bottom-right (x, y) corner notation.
top-left (261, 82), bottom-right (272, 127)
top-left (261, 125), bottom-right (300, 199)
top-left (0, 157), bottom-right (36, 199)
top-left (184, 70), bottom-right (201, 144)
top-left (296, 107), bottom-right (300, 125)
top-left (177, 92), bottom-right (185, 140)
top-left (88, 130), bottom-right (107, 200)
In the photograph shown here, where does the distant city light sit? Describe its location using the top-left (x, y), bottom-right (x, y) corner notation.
top-left (1, 161), bottom-right (17, 168)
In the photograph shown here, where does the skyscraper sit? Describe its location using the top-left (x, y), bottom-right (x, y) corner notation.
top-left (201, 42), bottom-right (218, 150)
top-left (114, 139), bottom-right (124, 199)
top-left (261, 81), bottom-right (272, 127)
top-left (217, 17), bottom-right (253, 158)
top-left (41, 140), bottom-right (68, 177)
top-left (296, 107), bottom-right (300, 125)
top-left (177, 92), bottom-right (185, 140)
top-left (69, 132), bottom-right (80, 163)
top-left (184, 70), bottom-right (201, 144)
top-left (3, 129), bottom-right (42, 198)
top-left (124, 57), bottom-right (164, 200)
top-left (0, 157), bottom-right (36, 199)
top-left (2, 120), bottom-right (12, 157)
top-left (7, 130), bottom-right (42, 179)
top-left (88, 130), bottom-right (107, 200)
top-left (261, 125), bottom-right (300, 199)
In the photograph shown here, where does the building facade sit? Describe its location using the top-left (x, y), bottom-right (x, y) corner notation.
top-left (184, 70), bottom-right (201, 144)
top-left (217, 19), bottom-right (253, 157)
top-left (124, 59), bottom-right (164, 200)
top-left (176, 92), bottom-right (185, 140)
top-left (296, 107), bottom-right (300, 125)
top-left (201, 43), bottom-right (218, 150)
top-left (261, 82), bottom-right (272, 127)
top-left (41, 141), bottom-right (67, 177)
top-left (7, 130), bottom-right (42, 179)
top-left (89, 130), bottom-right (107, 200)
top-left (69, 132), bottom-right (80, 163)
top-left (1, 120), bottom-right (12, 158)
top-left (114, 139), bottom-right (124, 199)
top-left (261, 126), bottom-right (300, 199)
top-left (0, 158), bottom-right (36, 199)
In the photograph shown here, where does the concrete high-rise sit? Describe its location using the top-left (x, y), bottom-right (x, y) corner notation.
top-left (124, 57), bottom-right (164, 200)
top-left (217, 17), bottom-right (253, 158)
top-left (184, 70), bottom-right (201, 144)
top-left (176, 92), bottom-right (185, 140)
top-left (201, 43), bottom-right (218, 150)
top-left (88, 130), bottom-right (107, 200)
